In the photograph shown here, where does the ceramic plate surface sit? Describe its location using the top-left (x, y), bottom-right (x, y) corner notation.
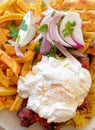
top-left (0, 0), bottom-right (95, 130)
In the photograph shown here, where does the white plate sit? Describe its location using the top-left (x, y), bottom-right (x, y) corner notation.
top-left (0, 109), bottom-right (95, 130)
top-left (0, 0), bottom-right (95, 130)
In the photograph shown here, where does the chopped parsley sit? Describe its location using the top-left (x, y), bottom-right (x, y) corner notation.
top-left (51, 11), bottom-right (56, 17)
top-left (62, 20), bottom-right (76, 37)
top-left (83, 34), bottom-right (89, 39)
top-left (45, 45), bottom-right (57, 58)
top-left (64, 63), bottom-right (69, 67)
top-left (16, 35), bottom-right (21, 43)
top-left (7, 21), bottom-right (19, 40)
top-left (32, 60), bottom-right (38, 66)
top-left (39, 37), bottom-right (43, 43)
top-left (5, 41), bottom-right (10, 44)
top-left (38, 24), bottom-right (48, 33)
top-left (56, 15), bottom-right (65, 26)
top-left (63, 8), bottom-right (69, 11)
top-left (20, 19), bottom-right (28, 31)
top-left (68, 48), bottom-right (77, 53)
top-left (34, 43), bottom-right (41, 53)
top-left (91, 36), bottom-right (95, 44)
top-left (41, 1), bottom-right (46, 7)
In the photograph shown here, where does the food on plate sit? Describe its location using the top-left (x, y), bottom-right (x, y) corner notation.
top-left (18, 56), bottom-right (91, 123)
top-left (0, 0), bottom-right (95, 130)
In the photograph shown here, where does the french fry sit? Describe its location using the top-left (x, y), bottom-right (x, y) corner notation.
top-left (0, 13), bottom-right (23, 24)
top-left (0, 10), bottom-right (4, 16)
top-left (29, 3), bottom-right (41, 17)
top-left (21, 40), bottom-right (35, 52)
top-left (14, 50), bottom-right (36, 63)
top-left (0, 68), bottom-right (10, 87)
top-left (0, 49), bottom-right (20, 76)
top-left (3, 10), bottom-right (13, 15)
top-left (36, 53), bottom-right (42, 62)
top-left (0, 62), bottom-right (8, 70)
top-left (52, 0), bottom-right (63, 8)
top-left (13, 2), bottom-right (25, 14)
top-left (0, 86), bottom-right (17, 96)
top-left (10, 94), bottom-right (23, 111)
top-left (3, 43), bottom-right (16, 56)
top-left (2, 28), bottom-right (9, 37)
top-left (6, 68), bottom-right (18, 85)
top-left (87, 46), bottom-right (95, 55)
top-left (0, 96), bottom-right (6, 102)
top-left (16, 0), bottom-right (29, 12)
top-left (0, 0), bottom-right (16, 10)
top-left (24, 50), bottom-right (36, 62)
top-left (90, 56), bottom-right (95, 81)
top-left (21, 61), bottom-right (32, 76)
top-left (6, 68), bottom-right (14, 77)
top-left (0, 28), bottom-right (8, 43)
top-left (73, 110), bottom-right (90, 128)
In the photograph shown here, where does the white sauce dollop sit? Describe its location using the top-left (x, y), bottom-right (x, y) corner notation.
top-left (17, 56), bottom-right (92, 123)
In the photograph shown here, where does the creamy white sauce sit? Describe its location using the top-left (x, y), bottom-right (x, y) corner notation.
top-left (17, 56), bottom-right (92, 123)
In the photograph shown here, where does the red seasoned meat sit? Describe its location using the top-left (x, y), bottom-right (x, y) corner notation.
top-left (17, 107), bottom-right (58, 130)
top-left (78, 56), bottom-right (90, 69)
top-left (17, 107), bottom-right (36, 127)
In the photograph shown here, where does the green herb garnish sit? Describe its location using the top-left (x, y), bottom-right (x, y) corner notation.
top-left (91, 36), bottom-right (95, 44)
top-left (64, 63), bottom-right (69, 67)
top-left (51, 11), bottom-right (56, 17)
top-left (7, 21), bottom-right (19, 39)
top-left (32, 60), bottom-right (38, 66)
top-left (45, 45), bottom-right (57, 58)
top-left (20, 19), bottom-right (28, 31)
top-left (41, 1), bottom-right (46, 7)
top-left (56, 15), bottom-right (65, 26)
top-left (39, 37), bottom-right (43, 43)
top-left (34, 43), bottom-right (41, 53)
top-left (62, 20), bottom-right (76, 37)
top-left (4, 41), bottom-right (10, 44)
top-left (68, 48), bottom-right (77, 53)
top-left (16, 35), bottom-right (21, 43)
top-left (63, 8), bottom-right (69, 11)
top-left (38, 24), bottom-right (48, 33)
top-left (83, 34), bottom-right (89, 39)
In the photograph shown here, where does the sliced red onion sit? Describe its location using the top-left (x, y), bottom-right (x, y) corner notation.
top-left (48, 14), bottom-right (72, 47)
top-left (8, 40), bottom-right (24, 58)
top-left (34, 33), bottom-right (43, 42)
top-left (40, 14), bottom-right (54, 43)
top-left (53, 41), bottom-right (81, 67)
top-left (40, 36), bottom-right (53, 54)
top-left (71, 50), bottom-right (87, 57)
top-left (71, 36), bottom-right (84, 48)
top-left (59, 12), bottom-right (84, 48)
top-left (16, 11), bottom-right (37, 47)
top-left (41, 14), bottom-right (51, 25)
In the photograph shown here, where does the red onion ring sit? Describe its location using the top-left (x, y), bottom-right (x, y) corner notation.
top-left (48, 15), bottom-right (72, 47)
top-left (53, 41), bottom-right (81, 67)
top-left (71, 35), bottom-right (84, 48)
top-left (40, 36), bottom-right (53, 54)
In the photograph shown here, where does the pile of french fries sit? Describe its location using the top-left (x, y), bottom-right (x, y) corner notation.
top-left (0, 0), bottom-right (61, 112)
top-left (0, 0), bottom-right (63, 112)
top-left (0, 0), bottom-right (44, 111)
